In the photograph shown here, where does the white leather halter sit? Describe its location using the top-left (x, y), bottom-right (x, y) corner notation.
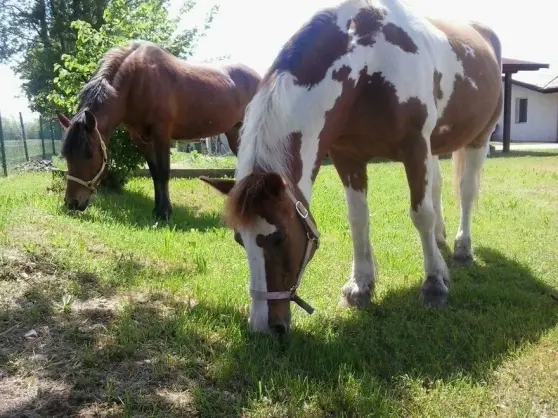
top-left (66, 138), bottom-right (108, 192)
top-left (249, 187), bottom-right (320, 314)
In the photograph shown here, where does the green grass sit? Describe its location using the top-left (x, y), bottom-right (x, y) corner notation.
top-left (0, 151), bottom-right (557, 417)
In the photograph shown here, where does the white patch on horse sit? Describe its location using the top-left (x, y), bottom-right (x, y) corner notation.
top-left (342, 187), bottom-right (377, 296)
top-left (437, 124), bottom-right (451, 134)
top-left (238, 219), bottom-right (277, 333)
top-left (462, 43), bottom-right (475, 57)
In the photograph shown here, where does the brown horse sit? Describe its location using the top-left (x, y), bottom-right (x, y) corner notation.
top-left (201, 0), bottom-right (502, 335)
top-left (57, 40), bottom-right (262, 220)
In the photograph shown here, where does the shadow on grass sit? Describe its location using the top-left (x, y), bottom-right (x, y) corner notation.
top-left (67, 187), bottom-right (223, 233)
top-left (2, 247), bottom-right (557, 417)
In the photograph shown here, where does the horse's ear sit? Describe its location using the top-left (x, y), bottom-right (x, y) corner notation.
top-left (56, 111), bottom-right (71, 130)
top-left (84, 110), bottom-right (97, 132)
top-left (200, 176), bottom-right (236, 195)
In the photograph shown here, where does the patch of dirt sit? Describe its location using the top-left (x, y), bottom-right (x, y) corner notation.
top-left (11, 159), bottom-right (56, 173)
top-left (0, 247), bottom-right (204, 417)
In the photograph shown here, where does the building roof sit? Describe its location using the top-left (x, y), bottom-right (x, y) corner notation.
top-left (502, 57), bottom-right (549, 73)
top-left (511, 76), bottom-right (558, 93)
top-left (500, 57), bottom-right (557, 93)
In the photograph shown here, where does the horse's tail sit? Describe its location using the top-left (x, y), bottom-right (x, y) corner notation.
top-left (452, 148), bottom-right (466, 200)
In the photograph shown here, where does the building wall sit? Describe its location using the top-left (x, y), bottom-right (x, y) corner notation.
top-left (492, 83), bottom-right (558, 143)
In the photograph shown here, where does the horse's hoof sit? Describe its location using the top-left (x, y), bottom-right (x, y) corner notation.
top-left (420, 275), bottom-right (449, 308)
top-left (339, 284), bottom-right (372, 309)
top-left (154, 206), bottom-right (172, 222)
top-left (452, 252), bottom-right (473, 266)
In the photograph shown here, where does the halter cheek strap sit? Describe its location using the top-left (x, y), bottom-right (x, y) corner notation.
top-left (66, 138), bottom-right (108, 192)
top-left (249, 187), bottom-right (320, 315)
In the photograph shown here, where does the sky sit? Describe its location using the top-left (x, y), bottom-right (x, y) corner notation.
top-left (1, 0), bottom-right (555, 118)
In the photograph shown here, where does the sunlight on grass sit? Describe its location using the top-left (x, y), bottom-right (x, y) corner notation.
top-left (0, 152), bottom-right (557, 417)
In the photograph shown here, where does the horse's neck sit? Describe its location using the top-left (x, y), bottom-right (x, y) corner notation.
top-left (89, 99), bottom-right (122, 142)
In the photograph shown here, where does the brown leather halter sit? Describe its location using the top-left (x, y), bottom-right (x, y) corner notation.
top-left (249, 187), bottom-right (320, 314)
top-left (66, 138), bottom-right (108, 192)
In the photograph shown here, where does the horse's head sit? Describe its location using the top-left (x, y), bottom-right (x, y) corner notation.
top-left (201, 171), bottom-right (320, 336)
top-left (57, 110), bottom-right (107, 211)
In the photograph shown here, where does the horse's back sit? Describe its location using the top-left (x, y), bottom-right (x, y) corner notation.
top-left (328, 1), bottom-right (502, 157)
top-left (116, 43), bottom-right (260, 138)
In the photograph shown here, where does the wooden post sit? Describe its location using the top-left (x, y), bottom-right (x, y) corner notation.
top-left (0, 110), bottom-right (7, 176)
top-left (39, 115), bottom-right (46, 159)
top-left (50, 119), bottom-right (56, 155)
top-left (19, 112), bottom-right (29, 161)
top-left (502, 72), bottom-right (513, 153)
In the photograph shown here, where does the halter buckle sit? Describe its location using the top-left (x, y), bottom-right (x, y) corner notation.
top-left (295, 201), bottom-right (308, 218)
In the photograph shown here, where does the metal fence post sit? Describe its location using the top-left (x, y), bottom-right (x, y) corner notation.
top-left (50, 119), bottom-right (56, 155)
top-left (19, 112), bottom-right (29, 161)
top-left (39, 115), bottom-right (46, 159)
top-left (0, 110), bottom-right (7, 176)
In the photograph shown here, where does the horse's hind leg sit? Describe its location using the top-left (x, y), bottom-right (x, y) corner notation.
top-left (403, 131), bottom-right (450, 307)
top-left (224, 122), bottom-right (242, 156)
top-left (452, 143), bottom-right (489, 265)
top-left (329, 149), bottom-right (377, 308)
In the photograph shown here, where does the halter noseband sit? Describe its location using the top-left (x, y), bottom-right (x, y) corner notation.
top-left (249, 187), bottom-right (320, 315)
top-left (66, 138), bottom-right (108, 192)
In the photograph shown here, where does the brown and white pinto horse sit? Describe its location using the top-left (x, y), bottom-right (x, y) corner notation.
top-left (201, 0), bottom-right (502, 335)
top-left (57, 40), bottom-right (261, 220)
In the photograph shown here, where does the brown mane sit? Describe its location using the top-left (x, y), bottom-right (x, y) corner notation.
top-left (61, 42), bottom-right (142, 159)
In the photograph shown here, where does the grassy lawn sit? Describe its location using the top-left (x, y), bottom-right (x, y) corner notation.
top-left (1, 151), bottom-right (557, 417)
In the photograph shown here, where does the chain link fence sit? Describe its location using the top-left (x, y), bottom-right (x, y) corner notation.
top-left (0, 110), bottom-right (63, 176)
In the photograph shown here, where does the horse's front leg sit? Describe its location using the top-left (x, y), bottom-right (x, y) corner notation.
top-left (134, 139), bottom-right (163, 220)
top-left (403, 132), bottom-right (450, 307)
top-left (330, 150), bottom-right (377, 308)
top-left (152, 136), bottom-right (173, 221)
top-left (223, 122), bottom-right (242, 156)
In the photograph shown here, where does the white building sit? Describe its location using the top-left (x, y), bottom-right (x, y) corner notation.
top-left (492, 73), bottom-right (558, 143)
top-left (493, 58), bottom-right (557, 146)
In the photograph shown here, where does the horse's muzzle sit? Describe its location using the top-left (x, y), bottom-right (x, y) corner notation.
top-left (65, 198), bottom-right (88, 212)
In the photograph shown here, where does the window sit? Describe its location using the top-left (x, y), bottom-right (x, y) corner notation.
top-left (515, 97), bottom-right (528, 124)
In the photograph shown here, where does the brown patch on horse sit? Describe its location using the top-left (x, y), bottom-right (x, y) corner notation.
top-left (382, 23), bottom-right (418, 53)
top-left (433, 70), bottom-right (443, 103)
top-left (329, 151), bottom-right (369, 192)
top-left (318, 62), bottom-right (431, 204)
top-left (266, 9), bottom-right (350, 89)
top-left (428, 19), bottom-right (503, 153)
top-left (353, 7), bottom-right (386, 46)
top-left (287, 132), bottom-right (303, 184)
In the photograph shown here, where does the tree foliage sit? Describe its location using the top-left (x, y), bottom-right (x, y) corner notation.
top-left (0, 0), bottom-right (109, 113)
top-left (48, 0), bottom-right (219, 189)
